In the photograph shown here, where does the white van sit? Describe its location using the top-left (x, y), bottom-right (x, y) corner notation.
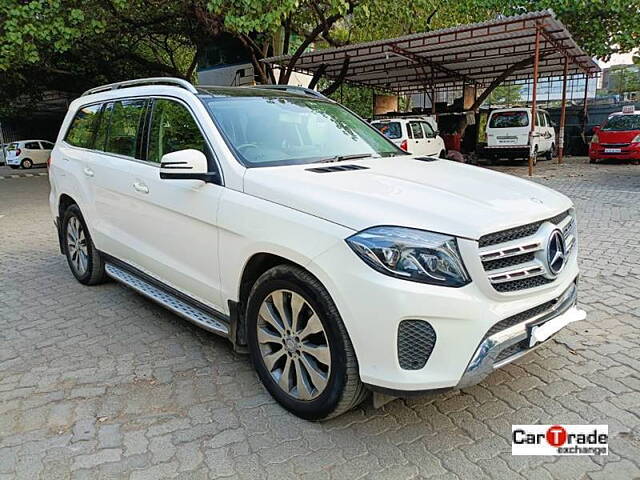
top-left (371, 117), bottom-right (446, 157)
top-left (485, 108), bottom-right (555, 164)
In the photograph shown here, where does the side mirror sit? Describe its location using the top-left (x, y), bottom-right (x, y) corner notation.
top-left (159, 149), bottom-right (218, 183)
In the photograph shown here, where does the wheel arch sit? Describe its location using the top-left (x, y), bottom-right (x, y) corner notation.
top-left (231, 251), bottom-right (341, 352)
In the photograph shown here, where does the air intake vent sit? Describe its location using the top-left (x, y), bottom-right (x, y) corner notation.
top-left (397, 320), bottom-right (436, 370)
top-left (306, 164), bottom-right (369, 173)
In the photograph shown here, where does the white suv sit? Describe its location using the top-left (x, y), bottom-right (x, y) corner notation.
top-left (371, 117), bottom-right (446, 157)
top-left (50, 78), bottom-right (584, 420)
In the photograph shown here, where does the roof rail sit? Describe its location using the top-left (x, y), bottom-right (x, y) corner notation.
top-left (81, 77), bottom-right (198, 97)
top-left (250, 85), bottom-right (330, 100)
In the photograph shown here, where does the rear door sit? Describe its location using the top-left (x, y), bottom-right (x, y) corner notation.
top-left (23, 141), bottom-right (43, 164)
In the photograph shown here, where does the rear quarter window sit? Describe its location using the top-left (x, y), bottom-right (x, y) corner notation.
top-left (372, 122), bottom-right (402, 140)
top-left (65, 104), bottom-right (102, 148)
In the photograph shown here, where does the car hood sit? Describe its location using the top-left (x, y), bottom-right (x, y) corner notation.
top-left (243, 156), bottom-right (573, 239)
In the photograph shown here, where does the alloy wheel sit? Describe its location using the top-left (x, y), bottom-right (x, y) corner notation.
top-left (67, 216), bottom-right (89, 275)
top-left (256, 289), bottom-right (331, 401)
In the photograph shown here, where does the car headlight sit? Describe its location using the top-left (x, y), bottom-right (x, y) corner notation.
top-left (631, 134), bottom-right (640, 143)
top-left (591, 134), bottom-right (599, 144)
top-left (346, 226), bottom-right (470, 287)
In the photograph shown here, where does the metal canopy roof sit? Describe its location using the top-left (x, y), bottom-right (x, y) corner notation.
top-left (263, 10), bottom-right (600, 94)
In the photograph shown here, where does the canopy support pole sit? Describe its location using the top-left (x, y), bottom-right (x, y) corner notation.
top-left (528, 25), bottom-right (541, 177)
top-left (558, 56), bottom-right (569, 164)
top-left (581, 74), bottom-right (589, 147)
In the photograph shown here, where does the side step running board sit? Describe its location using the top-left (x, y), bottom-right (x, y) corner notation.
top-left (105, 263), bottom-right (229, 337)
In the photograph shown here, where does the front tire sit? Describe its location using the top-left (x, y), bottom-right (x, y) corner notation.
top-left (21, 158), bottom-right (33, 169)
top-left (61, 204), bottom-right (107, 285)
top-left (246, 265), bottom-right (366, 420)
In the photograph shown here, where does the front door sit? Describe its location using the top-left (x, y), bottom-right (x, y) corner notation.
top-left (119, 97), bottom-right (225, 311)
top-left (420, 121), bottom-right (440, 156)
top-left (407, 121), bottom-right (427, 154)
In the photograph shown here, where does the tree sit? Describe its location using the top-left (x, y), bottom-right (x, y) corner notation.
top-left (484, 84), bottom-right (524, 105)
top-left (608, 65), bottom-right (640, 95)
top-left (477, 0), bottom-right (640, 61)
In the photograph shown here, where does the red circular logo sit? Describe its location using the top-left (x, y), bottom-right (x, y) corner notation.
top-left (546, 425), bottom-right (567, 447)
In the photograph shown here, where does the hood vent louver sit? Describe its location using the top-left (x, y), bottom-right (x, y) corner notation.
top-left (306, 164), bottom-right (370, 173)
top-left (414, 156), bottom-right (439, 162)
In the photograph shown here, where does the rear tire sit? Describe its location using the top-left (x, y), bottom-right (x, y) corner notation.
top-left (246, 264), bottom-right (366, 420)
top-left (61, 204), bottom-right (107, 285)
top-left (21, 159), bottom-right (33, 169)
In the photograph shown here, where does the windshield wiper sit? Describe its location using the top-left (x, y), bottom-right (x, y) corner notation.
top-left (314, 153), bottom-right (374, 164)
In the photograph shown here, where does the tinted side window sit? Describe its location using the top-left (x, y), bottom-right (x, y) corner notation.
top-left (105, 99), bottom-right (147, 158)
top-left (409, 122), bottom-right (424, 139)
top-left (65, 104), bottom-right (101, 148)
top-left (94, 103), bottom-right (113, 152)
top-left (41, 141), bottom-right (54, 149)
top-left (25, 142), bottom-right (41, 149)
top-left (148, 99), bottom-right (207, 164)
top-left (421, 121), bottom-right (435, 138)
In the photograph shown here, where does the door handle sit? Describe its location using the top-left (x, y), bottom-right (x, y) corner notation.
top-left (83, 167), bottom-right (94, 177)
top-left (133, 181), bottom-right (149, 194)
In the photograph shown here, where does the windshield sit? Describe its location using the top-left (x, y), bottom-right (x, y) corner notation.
top-left (489, 111), bottom-right (529, 128)
top-left (205, 96), bottom-right (402, 167)
top-left (602, 114), bottom-right (640, 131)
top-left (372, 121), bottom-right (402, 140)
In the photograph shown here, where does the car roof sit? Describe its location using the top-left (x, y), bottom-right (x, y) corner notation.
top-left (16, 139), bottom-right (52, 143)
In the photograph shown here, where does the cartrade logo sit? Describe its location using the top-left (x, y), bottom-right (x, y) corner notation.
top-left (512, 425), bottom-right (608, 455)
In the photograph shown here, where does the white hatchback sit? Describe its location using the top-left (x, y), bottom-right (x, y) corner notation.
top-left (49, 78), bottom-right (584, 420)
top-left (6, 140), bottom-right (54, 169)
top-left (371, 117), bottom-right (446, 157)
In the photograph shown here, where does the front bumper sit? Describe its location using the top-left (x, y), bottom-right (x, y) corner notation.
top-left (309, 237), bottom-right (581, 393)
top-left (589, 144), bottom-right (640, 161)
top-left (457, 282), bottom-right (581, 388)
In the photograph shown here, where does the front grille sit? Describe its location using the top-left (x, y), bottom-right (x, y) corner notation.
top-left (495, 342), bottom-right (524, 363)
top-left (601, 143), bottom-right (630, 148)
top-left (479, 210), bottom-right (575, 292)
top-left (397, 320), bottom-right (436, 370)
top-left (483, 252), bottom-right (535, 271)
top-left (484, 298), bottom-right (556, 339)
top-left (493, 276), bottom-right (555, 292)
top-left (479, 210), bottom-right (570, 248)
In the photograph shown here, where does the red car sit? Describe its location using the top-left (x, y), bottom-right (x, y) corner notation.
top-left (589, 107), bottom-right (640, 163)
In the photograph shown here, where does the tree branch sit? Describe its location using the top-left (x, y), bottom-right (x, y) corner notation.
top-left (470, 52), bottom-right (552, 111)
top-left (320, 56), bottom-right (350, 96)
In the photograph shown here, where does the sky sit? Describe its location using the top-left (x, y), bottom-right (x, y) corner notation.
top-left (597, 49), bottom-right (638, 69)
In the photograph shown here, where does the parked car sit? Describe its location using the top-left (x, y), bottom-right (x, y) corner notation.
top-left (371, 117), bottom-right (446, 157)
top-left (485, 108), bottom-right (555, 164)
top-left (589, 106), bottom-right (640, 163)
top-left (5, 140), bottom-right (54, 169)
top-left (49, 78), bottom-right (584, 420)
